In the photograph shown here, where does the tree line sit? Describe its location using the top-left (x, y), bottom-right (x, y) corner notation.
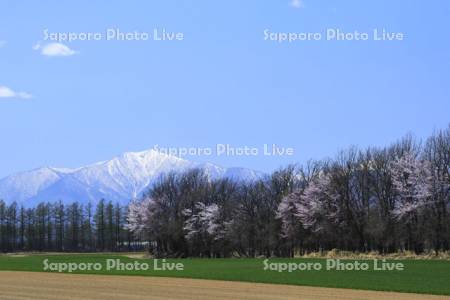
top-left (128, 126), bottom-right (449, 257)
top-left (0, 199), bottom-right (144, 252)
top-left (1, 126), bottom-right (449, 256)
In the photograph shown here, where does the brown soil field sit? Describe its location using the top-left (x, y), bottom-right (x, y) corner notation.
top-left (0, 271), bottom-right (449, 300)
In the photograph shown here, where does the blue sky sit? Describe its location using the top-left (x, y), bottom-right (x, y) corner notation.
top-left (0, 0), bottom-right (449, 178)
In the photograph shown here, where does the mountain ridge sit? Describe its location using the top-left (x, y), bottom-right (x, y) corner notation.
top-left (0, 149), bottom-right (264, 206)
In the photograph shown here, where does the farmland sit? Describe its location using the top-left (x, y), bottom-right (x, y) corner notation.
top-left (2, 271), bottom-right (448, 300)
top-left (0, 254), bottom-right (450, 296)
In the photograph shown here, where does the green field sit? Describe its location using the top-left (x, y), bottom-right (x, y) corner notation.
top-left (0, 254), bottom-right (449, 296)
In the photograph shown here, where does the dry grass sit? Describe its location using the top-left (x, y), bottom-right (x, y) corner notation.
top-left (0, 271), bottom-right (448, 300)
top-left (3, 250), bottom-right (449, 260)
top-left (299, 249), bottom-right (450, 260)
top-left (0, 252), bottom-right (150, 258)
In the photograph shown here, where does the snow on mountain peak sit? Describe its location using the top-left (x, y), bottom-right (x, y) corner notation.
top-left (0, 149), bottom-right (264, 206)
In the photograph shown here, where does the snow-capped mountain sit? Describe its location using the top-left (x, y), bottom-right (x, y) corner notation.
top-left (0, 150), bottom-right (264, 206)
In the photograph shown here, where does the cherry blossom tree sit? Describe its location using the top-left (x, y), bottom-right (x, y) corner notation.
top-left (390, 152), bottom-right (432, 252)
top-left (390, 152), bottom-right (432, 220)
top-left (277, 191), bottom-right (301, 239)
top-left (126, 198), bottom-right (151, 235)
top-left (182, 202), bottom-right (222, 256)
top-left (296, 174), bottom-right (340, 232)
top-left (183, 202), bottom-right (220, 240)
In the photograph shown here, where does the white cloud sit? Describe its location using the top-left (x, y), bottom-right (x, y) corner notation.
top-left (0, 86), bottom-right (33, 100)
top-left (0, 40), bottom-right (6, 48)
top-left (16, 91), bottom-right (33, 99)
top-left (290, 0), bottom-right (304, 8)
top-left (33, 42), bottom-right (77, 56)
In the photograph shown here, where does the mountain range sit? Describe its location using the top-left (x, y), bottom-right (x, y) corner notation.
top-left (0, 149), bottom-right (264, 206)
